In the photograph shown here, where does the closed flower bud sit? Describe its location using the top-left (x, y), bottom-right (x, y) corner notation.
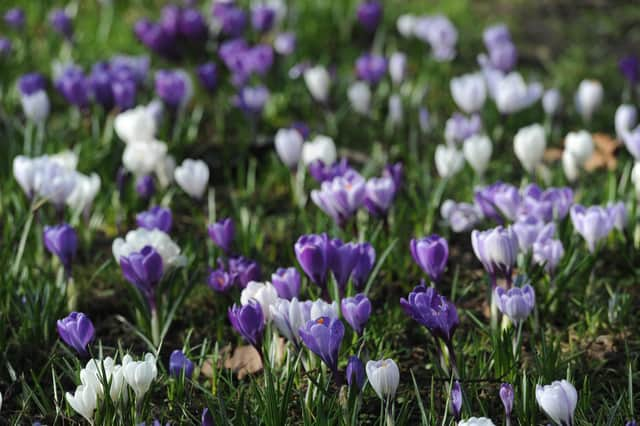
top-left (57, 312), bottom-right (95, 356)
top-left (366, 359), bottom-right (400, 400)
top-left (174, 158), bottom-right (209, 199)
top-left (341, 294), bottom-right (371, 335)
top-left (169, 349), bottom-right (194, 379)
top-left (302, 135), bottom-right (337, 166)
top-left (542, 89), bottom-right (562, 116)
top-left (410, 235), bottom-right (449, 283)
top-left (451, 72), bottom-right (486, 114)
top-left (347, 81), bottom-right (372, 115)
top-left (535, 380), bottom-right (577, 426)
top-left (208, 218), bottom-right (235, 254)
top-left (500, 383), bottom-right (514, 417)
top-left (346, 356), bottom-right (366, 390)
top-left (66, 384), bottom-right (97, 423)
top-left (123, 353), bottom-right (158, 400)
top-left (514, 124), bottom-right (546, 174)
top-left (275, 128), bottom-right (304, 169)
top-left (44, 223), bottom-right (78, 275)
top-left (575, 79), bottom-right (603, 122)
top-left (615, 104), bottom-right (637, 140)
top-left (388, 52), bottom-right (407, 85)
top-left (435, 144), bottom-right (465, 178)
top-left (463, 135), bottom-right (492, 176)
top-left (304, 66), bottom-right (330, 103)
top-left (564, 130), bottom-right (594, 166)
top-left (495, 284), bottom-right (535, 324)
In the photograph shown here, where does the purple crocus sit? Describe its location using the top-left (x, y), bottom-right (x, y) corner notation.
top-left (213, 2), bottom-right (247, 37)
top-left (607, 201), bottom-right (627, 231)
top-left (451, 380), bottom-right (462, 421)
top-left (356, 0), bottom-right (382, 32)
top-left (346, 355), bottom-right (366, 390)
top-left (112, 79), bottom-right (137, 110)
top-left (55, 65), bottom-right (90, 108)
top-left (500, 382), bottom-right (514, 418)
top-left (471, 226), bottom-right (519, 285)
top-left (4, 7), bottom-right (25, 30)
top-left (169, 349), bottom-right (195, 379)
top-left (400, 284), bottom-right (459, 345)
top-left (481, 24), bottom-right (517, 72)
top-left (355, 54), bottom-right (387, 85)
top-left (570, 205), bottom-right (615, 253)
top-left (532, 238), bottom-right (564, 275)
top-left (208, 218), bottom-right (235, 254)
top-left (197, 62), bottom-right (217, 92)
top-left (274, 32), bottom-right (296, 56)
top-left (57, 312), bottom-right (95, 357)
top-left (519, 184), bottom-right (574, 222)
top-left (495, 284), bottom-right (535, 324)
top-left (136, 206), bottom-right (172, 233)
top-left (251, 6), bottom-right (275, 33)
top-left (352, 242), bottom-right (376, 290)
top-left (229, 301), bottom-right (265, 354)
top-left (295, 233), bottom-right (331, 288)
top-left (119, 246), bottom-right (164, 308)
top-left (308, 158), bottom-right (352, 183)
top-left (202, 408), bottom-right (214, 426)
top-left (271, 267), bottom-right (301, 300)
top-left (310, 170), bottom-right (366, 227)
top-left (327, 239), bottom-right (359, 292)
top-left (134, 18), bottom-right (179, 59)
top-left (299, 316), bottom-right (345, 381)
top-left (444, 112), bottom-right (482, 145)
top-left (364, 176), bottom-right (396, 217)
top-left (135, 174), bottom-right (156, 199)
top-left (155, 69), bottom-right (191, 108)
top-left (44, 223), bottom-right (78, 277)
top-left (341, 294), bottom-right (371, 335)
top-left (228, 256), bottom-right (261, 288)
top-left (620, 55), bottom-right (639, 86)
top-left (235, 85), bottom-right (270, 116)
top-left (179, 8), bottom-right (207, 41)
top-left (19, 72), bottom-right (47, 95)
top-left (512, 216), bottom-right (553, 253)
top-left (207, 262), bottom-right (236, 293)
top-left (49, 8), bottom-right (73, 40)
top-left (474, 182), bottom-right (521, 223)
top-left (410, 235), bottom-right (449, 283)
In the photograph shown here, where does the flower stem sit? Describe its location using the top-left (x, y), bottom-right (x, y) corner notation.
top-left (151, 307), bottom-right (160, 348)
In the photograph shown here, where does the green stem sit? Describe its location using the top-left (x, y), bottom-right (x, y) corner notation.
top-left (151, 307), bottom-right (160, 348)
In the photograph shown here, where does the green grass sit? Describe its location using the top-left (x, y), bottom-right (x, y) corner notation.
top-left (1, 0), bottom-right (640, 424)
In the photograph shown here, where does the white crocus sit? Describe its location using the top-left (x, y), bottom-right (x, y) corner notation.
top-left (366, 359), bottom-right (400, 400)
top-left (240, 281), bottom-right (279, 322)
top-left (514, 123), bottom-right (547, 173)
top-left (396, 14), bottom-right (416, 38)
top-left (435, 144), bottom-right (465, 178)
top-left (542, 89), bottom-right (562, 116)
top-left (174, 158), bottom-right (210, 199)
top-left (309, 299), bottom-right (339, 320)
top-left (450, 72), bottom-right (486, 114)
top-left (564, 130), bottom-right (594, 166)
top-left (458, 418), bottom-right (496, 426)
top-left (388, 52), bottom-right (407, 85)
top-left (535, 380), bottom-right (578, 426)
top-left (114, 105), bottom-right (157, 144)
top-left (303, 66), bottom-right (330, 103)
top-left (302, 135), bottom-right (337, 166)
top-left (270, 297), bottom-right (310, 344)
top-left (274, 128), bottom-right (303, 168)
top-left (575, 79), bottom-right (603, 122)
top-left (66, 384), bottom-right (97, 424)
top-left (463, 135), bottom-right (492, 175)
top-left (562, 150), bottom-right (580, 183)
top-left (347, 81), bottom-right (372, 115)
top-left (122, 353), bottom-right (157, 401)
top-left (50, 150), bottom-right (79, 171)
top-left (122, 140), bottom-right (168, 175)
top-left (112, 228), bottom-right (186, 269)
top-left (66, 172), bottom-right (101, 213)
top-left (13, 155), bottom-right (46, 197)
top-left (494, 72), bottom-right (542, 114)
top-left (21, 90), bottom-right (50, 123)
top-left (33, 161), bottom-right (77, 207)
top-left (615, 104), bottom-right (637, 139)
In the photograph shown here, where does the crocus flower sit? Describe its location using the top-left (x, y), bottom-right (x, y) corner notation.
top-left (414, 15), bottom-right (458, 61)
top-left (327, 239), bottom-right (359, 291)
top-left (208, 218), bottom-right (235, 254)
top-left (441, 200), bottom-right (484, 233)
top-left (347, 81), bottom-right (372, 115)
top-left (228, 256), bottom-right (261, 288)
top-left (270, 297), bottom-right (311, 347)
top-left (295, 233), bottom-right (331, 287)
top-left (44, 223), bottom-right (78, 276)
top-left (366, 359), bottom-right (400, 400)
top-left (512, 216), bottom-right (552, 253)
top-left (615, 104), bottom-right (637, 140)
top-left (122, 353), bottom-right (157, 401)
top-left (514, 124), bottom-right (546, 174)
top-left (364, 176), bottom-right (396, 217)
top-left (196, 62), bottom-right (217, 92)
top-left (169, 349), bottom-right (194, 379)
top-left (542, 89), bottom-right (562, 116)
top-left (435, 144), bottom-right (465, 179)
top-left (575, 79), bottom-right (603, 122)
top-left (304, 66), bottom-right (331, 103)
top-left (229, 301), bottom-right (265, 352)
top-left (493, 72), bottom-right (542, 115)
top-left (623, 128), bottom-right (640, 161)
top-left (271, 267), bottom-right (301, 300)
top-left (495, 285), bottom-right (535, 324)
top-left (251, 5), bottom-right (275, 32)
top-left (389, 52), bottom-right (407, 85)
top-left (458, 418), bottom-right (496, 426)
top-left (49, 8), bottom-right (73, 40)
top-left (202, 408), bottom-right (214, 426)
top-left (113, 228), bottom-right (185, 270)
top-left (410, 235), bottom-right (449, 283)
top-left (346, 356), bottom-right (366, 390)
top-left (4, 8), bottom-right (25, 30)
top-left (55, 65), bottom-right (90, 108)
top-left (500, 383), bottom-right (514, 418)
top-left (302, 135), bottom-right (337, 166)
top-left (445, 113), bottom-right (482, 145)
top-left (213, 2), bottom-right (247, 37)
top-left (400, 284), bottom-right (459, 345)
top-left (274, 32), bottom-right (296, 56)
top-left (357, 0), bottom-right (382, 32)
top-left (451, 380), bottom-right (462, 421)
top-left (564, 130), bottom-right (594, 166)
top-left (388, 94), bottom-right (403, 126)
top-left (235, 85), bottom-right (270, 116)
top-left (66, 384), bottom-right (97, 423)
top-left (174, 158), bottom-right (209, 199)
top-left (535, 380), bottom-right (578, 426)
top-left (477, 181), bottom-right (522, 223)
top-left (136, 206), bottom-right (172, 233)
top-left (120, 246), bottom-right (164, 308)
top-left (207, 265), bottom-right (235, 293)
top-left (481, 24), bottom-right (517, 72)
top-left (355, 54), bottom-right (387, 85)
top-left (180, 8), bottom-right (207, 41)
top-left (310, 170), bottom-right (366, 227)
top-left (450, 72), bottom-right (486, 114)
top-left (309, 299), bottom-right (339, 320)
top-left (308, 158), bottom-right (351, 183)
top-left (341, 294), bottom-right (371, 335)
top-left (620, 55), bottom-right (639, 86)
top-left (155, 69), bottom-right (192, 109)
top-left (532, 238), bottom-right (564, 275)
top-left (135, 175), bottom-right (156, 199)
top-left (240, 281), bottom-right (279, 322)
top-left (463, 135), bottom-right (493, 176)
top-left (471, 226), bottom-right (519, 284)
top-left (0, 37), bottom-right (11, 56)
top-left (352, 242), bottom-right (376, 289)
top-left (274, 128), bottom-right (304, 169)
top-left (607, 201), bottom-right (627, 231)
top-left (299, 316), bottom-right (344, 380)
top-left (18, 73), bottom-right (50, 123)
top-left (570, 205), bottom-right (615, 253)
top-left (57, 312), bottom-right (95, 357)
top-left (122, 140), bottom-right (168, 176)
top-left (519, 184), bottom-right (573, 222)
